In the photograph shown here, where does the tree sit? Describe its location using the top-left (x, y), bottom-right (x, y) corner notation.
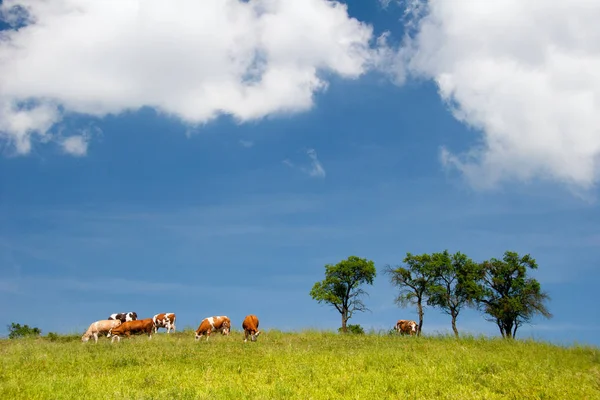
top-left (469, 251), bottom-right (552, 339)
top-left (426, 250), bottom-right (478, 337)
top-left (385, 253), bottom-right (437, 336)
top-left (7, 322), bottom-right (41, 339)
top-left (310, 255), bottom-right (376, 333)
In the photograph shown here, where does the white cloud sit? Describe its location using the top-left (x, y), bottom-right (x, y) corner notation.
top-left (305, 148), bottom-right (326, 178)
top-left (60, 135), bottom-right (89, 157)
top-left (239, 139), bottom-right (254, 148)
top-left (401, 0), bottom-right (600, 190)
top-left (0, 0), bottom-right (376, 155)
top-left (282, 148), bottom-right (326, 178)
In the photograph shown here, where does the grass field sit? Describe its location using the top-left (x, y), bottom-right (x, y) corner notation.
top-left (1, 329), bottom-right (598, 399)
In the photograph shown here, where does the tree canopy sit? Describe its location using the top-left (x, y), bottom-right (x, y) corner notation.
top-left (469, 251), bottom-right (552, 339)
top-left (426, 250), bottom-right (478, 337)
top-left (310, 255), bottom-right (376, 333)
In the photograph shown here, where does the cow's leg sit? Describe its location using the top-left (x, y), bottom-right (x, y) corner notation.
top-left (93, 332), bottom-right (98, 343)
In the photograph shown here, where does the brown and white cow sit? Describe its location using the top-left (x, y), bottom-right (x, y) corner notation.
top-left (81, 319), bottom-right (122, 343)
top-left (107, 318), bottom-right (154, 343)
top-left (195, 315), bottom-right (231, 341)
top-left (395, 319), bottom-right (418, 336)
top-left (242, 314), bottom-right (261, 342)
top-left (108, 312), bottom-right (138, 323)
top-left (153, 313), bottom-right (176, 333)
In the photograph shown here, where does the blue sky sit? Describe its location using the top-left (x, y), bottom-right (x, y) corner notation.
top-left (1, 0), bottom-right (599, 346)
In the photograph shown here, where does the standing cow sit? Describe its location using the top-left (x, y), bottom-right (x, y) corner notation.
top-left (395, 319), bottom-right (418, 336)
top-left (107, 318), bottom-right (154, 343)
top-left (81, 319), bottom-right (122, 343)
top-left (108, 312), bottom-right (138, 323)
top-left (153, 313), bottom-right (176, 333)
top-left (195, 315), bottom-right (231, 341)
top-left (242, 314), bottom-right (261, 342)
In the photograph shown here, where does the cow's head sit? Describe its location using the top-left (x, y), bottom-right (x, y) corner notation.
top-left (81, 334), bottom-right (90, 342)
top-left (222, 321), bottom-right (230, 335)
top-left (126, 312), bottom-right (137, 322)
top-left (250, 330), bottom-right (261, 342)
top-left (409, 321), bottom-right (417, 333)
top-left (106, 328), bottom-right (114, 338)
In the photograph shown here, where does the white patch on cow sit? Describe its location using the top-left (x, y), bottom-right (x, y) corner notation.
top-left (207, 317), bottom-right (216, 331)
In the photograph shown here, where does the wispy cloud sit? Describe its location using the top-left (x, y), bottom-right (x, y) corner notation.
top-left (283, 148), bottom-right (326, 178)
top-left (304, 148), bottom-right (326, 178)
top-left (239, 139), bottom-right (254, 148)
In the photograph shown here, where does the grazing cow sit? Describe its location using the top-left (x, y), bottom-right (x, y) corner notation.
top-left (107, 318), bottom-right (154, 343)
top-left (395, 319), bottom-right (418, 336)
top-left (242, 314), bottom-right (261, 342)
top-left (81, 319), bottom-right (122, 343)
top-left (153, 313), bottom-right (176, 333)
top-left (108, 312), bottom-right (138, 323)
top-left (195, 315), bottom-right (231, 341)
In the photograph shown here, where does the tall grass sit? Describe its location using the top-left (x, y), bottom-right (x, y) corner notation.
top-left (1, 329), bottom-right (598, 399)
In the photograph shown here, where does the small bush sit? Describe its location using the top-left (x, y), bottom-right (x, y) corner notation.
top-left (7, 322), bottom-right (41, 339)
top-left (338, 324), bottom-right (365, 335)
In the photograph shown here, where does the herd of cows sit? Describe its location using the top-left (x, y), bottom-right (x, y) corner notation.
top-left (81, 311), bottom-right (418, 344)
top-left (80, 312), bottom-right (261, 343)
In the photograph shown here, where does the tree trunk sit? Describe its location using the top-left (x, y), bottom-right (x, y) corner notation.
top-left (501, 320), bottom-right (513, 339)
top-left (417, 299), bottom-right (423, 337)
top-left (496, 320), bottom-right (505, 338)
top-left (451, 311), bottom-right (458, 338)
top-left (341, 309), bottom-right (348, 333)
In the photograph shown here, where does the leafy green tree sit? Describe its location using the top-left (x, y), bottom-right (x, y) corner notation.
top-left (7, 322), bottom-right (41, 339)
top-left (470, 251), bottom-right (552, 339)
top-left (310, 255), bottom-right (376, 333)
top-left (427, 250), bottom-right (479, 337)
top-left (385, 253), bottom-right (437, 336)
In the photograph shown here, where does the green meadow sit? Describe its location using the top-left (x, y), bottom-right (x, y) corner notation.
top-left (1, 330), bottom-right (598, 399)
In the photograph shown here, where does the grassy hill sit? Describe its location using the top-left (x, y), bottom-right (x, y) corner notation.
top-left (1, 329), bottom-right (598, 399)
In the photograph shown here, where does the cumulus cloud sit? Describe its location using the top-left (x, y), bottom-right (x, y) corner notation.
top-left (400, 0), bottom-right (600, 189)
top-left (0, 0), bottom-right (376, 155)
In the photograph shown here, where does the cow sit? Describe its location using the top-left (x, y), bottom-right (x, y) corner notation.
top-left (108, 312), bottom-right (138, 323)
top-left (195, 315), bottom-right (231, 341)
top-left (395, 319), bottom-right (418, 336)
top-left (81, 319), bottom-right (122, 343)
top-left (153, 313), bottom-right (176, 334)
top-left (107, 318), bottom-right (154, 343)
top-left (242, 314), bottom-right (260, 342)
